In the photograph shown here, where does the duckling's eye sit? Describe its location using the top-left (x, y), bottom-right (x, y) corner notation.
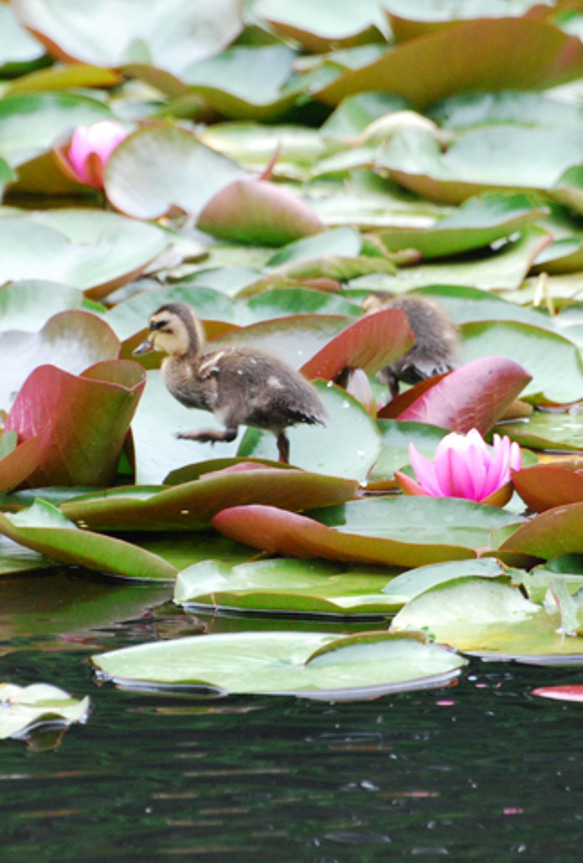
top-left (150, 319), bottom-right (169, 331)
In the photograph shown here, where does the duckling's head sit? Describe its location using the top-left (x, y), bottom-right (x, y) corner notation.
top-left (133, 302), bottom-right (205, 358)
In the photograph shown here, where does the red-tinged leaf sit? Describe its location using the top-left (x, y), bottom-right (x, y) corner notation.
top-left (300, 308), bottom-right (415, 380)
top-left (498, 502), bottom-right (583, 561)
top-left (396, 357), bottom-right (532, 434)
top-left (513, 465), bottom-right (583, 513)
top-left (61, 469), bottom-right (359, 532)
top-left (378, 372), bottom-right (450, 419)
top-left (0, 434), bottom-right (51, 494)
top-left (212, 504), bottom-right (476, 567)
top-left (315, 18), bottom-right (583, 109)
top-left (532, 686), bottom-right (583, 703)
top-left (198, 179), bottom-right (324, 246)
top-left (4, 360), bottom-right (145, 487)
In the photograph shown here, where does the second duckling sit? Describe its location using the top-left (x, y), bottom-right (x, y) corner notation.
top-left (134, 302), bottom-right (327, 464)
top-left (363, 293), bottom-right (459, 398)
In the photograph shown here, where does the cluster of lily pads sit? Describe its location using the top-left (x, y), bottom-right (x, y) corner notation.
top-left (3, 0), bottom-right (583, 723)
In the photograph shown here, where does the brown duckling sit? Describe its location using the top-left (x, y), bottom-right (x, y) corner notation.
top-left (363, 293), bottom-right (459, 398)
top-left (134, 302), bottom-right (327, 464)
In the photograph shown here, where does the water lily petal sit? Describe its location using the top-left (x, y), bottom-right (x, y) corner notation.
top-left (67, 121), bottom-right (127, 189)
top-left (408, 443), bottom-right (444, 496)
top-left (394, 470), bottom-right (431, 496)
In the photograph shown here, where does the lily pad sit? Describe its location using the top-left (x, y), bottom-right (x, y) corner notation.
top-left (315, 18), bottom-right (583, 109)
top-left (498, 502), bottom-right (583, 562)
top-left (104, 125), bottom-right (245, 221)
top-left (61, 467), bottom-right (358, 532)
top-left (391, 356), bottom-right (531, 433)
top-left (502, 412), bottom-right (583, 451)
top-left (391, 574), bottom-right (583, 663)
top-left (4, 360), bottom-right (145, 488)
top-left (460, 321), bottom-right (583, 403)
top-left (174, 558), bottom-right (402, 616)
top-left (237, 382), bottom-right (382, 480)
top-left (512, 465), bottom-right (583, 513)
top-left (378, 193), bottom-right (547, 258)
top-left (12, 0), bottom-right (243, 75)
top-left (0, 500), bottom-right (177, 580)
top-left (0, 683), bottom-right (89, 740)
top-left (0, 209), bottom-right (168, 297)
top-left (92, 630), bottom-right (467, 699)
top-left (0, 281), bottom-right (85, 330)
top-left (0, 310), bottom-right (120, 410)
top-left (213, 496), bottom-right (522, 567)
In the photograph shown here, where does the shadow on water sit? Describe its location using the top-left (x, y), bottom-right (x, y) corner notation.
top-left (0, 570), bottom-right (581, 861)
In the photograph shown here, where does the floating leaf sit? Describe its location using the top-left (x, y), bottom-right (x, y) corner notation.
top-left (512, 465), bottom-right (583, 513)
top-left (460, 321), bottom-right (583, 403)
top-left (0, 280), bottom-right (85, 330)
top-left (0, 310), bottom-right (119, 410)
top-left (198, 179), bottom-right (324, 245)
top-left (390, 356), bottom-right (531, 433)
top-left (237, 382), bottom-right (382, 481)
top-left (12, 0), bottom-right (243, 75)
top-left (174, 558), bottom-right (402, 616)
top-left (4, 360), bottom-right (145, 487)
top-left (213, 496), bottom-right (522, 567)
top-left (61, 468), bottom-right (358, 532)
top-left (498, 503), bottom-right (583, 562)
top-left (502, 412), bottom-right (583, 451)
top-left (104, 125), bottom-right (245, 221)
top-left (0, 500), bottom-right (177, 580)
top-left (300, 308), bottom-right (414, 380)
top-left (315, 18), bottom-right (583, 109)
top-left (92, 630), bottom-right (467, 699)
top-left (0, 683), bottom-right (89, 740)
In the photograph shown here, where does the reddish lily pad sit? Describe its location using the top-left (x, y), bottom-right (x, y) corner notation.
top-left (4, 360), bottom-right (145, 487)
top-left (314, 18), bottom-right (583, 109)
top-left (512, 465), bottom-right (583, 513)
top-left (198, 179), bottom-right (324, 245)
top-left (498, 503), bottom-right (583, 562)
top-left (300, 308), bottom-right (415, 380)
top-left (212, 496), bottom-right (522, 567)
top-left (61, 468), bottom-right (358, 532)
top-left (391, 356), bottom-right (531, 434)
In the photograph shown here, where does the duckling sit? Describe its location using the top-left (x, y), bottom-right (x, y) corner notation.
top-left (363, 293), bottom-right (459, 398)
top-left (133, 302), bottom-right (327, 464)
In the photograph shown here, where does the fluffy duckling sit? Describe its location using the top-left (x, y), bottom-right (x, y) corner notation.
top-left (363, 293), bottom-right (459, 398)
top-left (134, 302), bottom-right (327, 464)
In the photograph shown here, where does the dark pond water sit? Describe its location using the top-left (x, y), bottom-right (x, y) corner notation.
top-left (0, 570), bottom-right (582, 862)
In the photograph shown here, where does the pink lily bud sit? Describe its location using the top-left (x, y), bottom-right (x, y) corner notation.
top-left (395, 428), bottom-right (521, 506)
top-left (58, 120), bottom-right (127, 189)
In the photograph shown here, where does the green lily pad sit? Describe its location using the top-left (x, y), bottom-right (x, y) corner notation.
top-left (0, 4), bottom-right (48, 75)
top-left (0, 91), bottom-right (112, 168)
top-left (0, 683), bottom-right (89, 740)
top-left (502, 412), bottom-right (583, 452)
top-left (378, 193), bottom-right (547, 258)
top-left (382, 558), bottom-right (510, 606)
top-left (0, 209), bottom-right (168, 296)
top-left (12, 0), bottom-right (243, 76)
top-left (460, 321), bottom-right (583, 403)
top-left (428, 90), bottom-right (583, 131)
top-left (355, 226), bottom-right (549, 292)
top-left (245, 288), bottom-right (363, 322)
top-left (213, 496), bottom-right (523, 568)
top-left (369, 420), bottom-right (449, 482)
top-left (104, 125), bottom-right (245, 221)
top-left (61, 467), bottom-right (357, 532)
top-left (0, 500), bottom-right (177, 580)
top-left (391, 575), bottom-right (583, 663)
top-left (238, 382), bottom-right (382, 481)
top-left (0, 280), bottom-right (85, 330)
top-left (321, 93), bottom-right (412, 140)
top-left (415, 285), bottom-right (558, 332)
top-left (174, 558), bottom-right (402, 616)
top-left (92, 630), bottom-right (467, 699)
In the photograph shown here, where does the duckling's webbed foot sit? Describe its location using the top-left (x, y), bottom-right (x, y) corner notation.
top-left (177, 426), bottom-right (238, 445)
top-left (277, 430), bottom-right (290, 464)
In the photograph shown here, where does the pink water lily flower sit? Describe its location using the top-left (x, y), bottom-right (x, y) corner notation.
top-left (395, 428), bottom-right (521, 507)
top-left (58, 120), bottom-right (127, 189)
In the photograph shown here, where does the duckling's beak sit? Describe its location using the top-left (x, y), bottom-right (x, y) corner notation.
top-left (133, 336), bottom-right (154, 355)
